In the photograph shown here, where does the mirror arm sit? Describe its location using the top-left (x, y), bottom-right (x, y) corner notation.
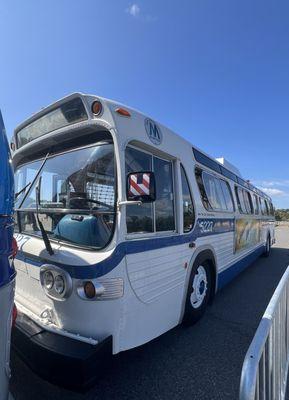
top-left (117, 200), bottom-right (142, 210)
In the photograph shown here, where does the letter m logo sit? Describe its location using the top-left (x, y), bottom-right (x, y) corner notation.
top-left (145, 118), bottom-right (162, 145)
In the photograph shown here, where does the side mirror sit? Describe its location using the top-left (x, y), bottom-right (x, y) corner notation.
top-left (127, 171), bottom-right (156, 203)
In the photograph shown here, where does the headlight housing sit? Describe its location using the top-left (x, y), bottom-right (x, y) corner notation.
top-left (40, 265), bottom-right (72, 301)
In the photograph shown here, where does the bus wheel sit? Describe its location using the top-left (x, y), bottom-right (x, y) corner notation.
top-left (263, 235), bottom-right (271, 258)
top-left (182, 261), bottom-right (212, 326)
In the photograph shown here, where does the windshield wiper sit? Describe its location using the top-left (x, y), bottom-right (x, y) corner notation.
top-left (15, 181), bottom-right (31, 199)
top-left (36, 176), bottom-right (54, 256)
top-left (18, 152), bottom-right (50, 209)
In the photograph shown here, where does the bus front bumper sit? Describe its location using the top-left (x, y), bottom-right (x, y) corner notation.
top-left (11, 311), bottom-right (112, 390)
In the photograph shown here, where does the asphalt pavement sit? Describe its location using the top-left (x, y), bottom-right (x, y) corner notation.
top-left (10, 226), bottom-right (289, 400)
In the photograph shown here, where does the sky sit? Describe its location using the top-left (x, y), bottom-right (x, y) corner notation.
top-left (1, 0), bottom-right (289, 208)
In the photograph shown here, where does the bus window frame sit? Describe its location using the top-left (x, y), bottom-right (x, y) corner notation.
top-left (125, 144), bottom-right (178, 239)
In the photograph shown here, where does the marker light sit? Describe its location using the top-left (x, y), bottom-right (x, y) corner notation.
top-left (84, 281), bottom-right (96, 299)
top-left (115, 108), bottom-right (131, 117)
top-left (10, 142), bottom-right (15, 151)
top-left (91, 101), bottom-right (102, 116)
top-left (54, 275), bottom-right (65, 295)
top-left (43, 271), bottom-right (54, 290)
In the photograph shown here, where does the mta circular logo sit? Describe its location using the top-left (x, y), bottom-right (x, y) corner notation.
top-left (145, 118), bottom-right (162, 145)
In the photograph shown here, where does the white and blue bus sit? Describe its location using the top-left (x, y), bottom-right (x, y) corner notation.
top-left (0, 110), bottom-right (16, 400)
top-left (11, 93), bottom-right (275, 388)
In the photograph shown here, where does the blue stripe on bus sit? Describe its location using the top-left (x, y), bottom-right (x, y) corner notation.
top-left (15, 218), bottom-right (235, 279)
top-left (217, 245), bottom-right (264, 290)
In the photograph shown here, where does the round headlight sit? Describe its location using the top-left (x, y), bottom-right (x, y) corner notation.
top-left (54, 275), bottom-right (65, 295)
top-left (43, 271), bottom-right (54, 290)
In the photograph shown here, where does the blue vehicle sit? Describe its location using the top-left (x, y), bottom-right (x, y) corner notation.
top-left (0, 110), bottom-right (16, 400)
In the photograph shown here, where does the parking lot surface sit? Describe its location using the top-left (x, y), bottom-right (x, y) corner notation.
top-left (10, 226), bottom-right (289, 400)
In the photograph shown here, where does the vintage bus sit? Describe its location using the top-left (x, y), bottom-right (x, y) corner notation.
top-left (0, 110), bottom-right (16, 400)
top-left (11, 93), bottom-right (275, 388)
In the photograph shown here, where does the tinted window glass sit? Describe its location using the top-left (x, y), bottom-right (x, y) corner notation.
top-left (220, 180), bottom-right (234, 212)
top-left (235, 187), bottom-right (246, 213)
top-left (197, 170), bottom-right (234, 212)
top-left (202, 172), bottom-right (223, 210)
top-left (195, 168), bottom-right (211, 210)
top-left (269, 202), bottom-right (274, 216)
top-left (243, 191), bottom-right (253, 214)
top-left (125, 147), bottom-right (175, 234)
top-left (181, 165), bottom-right (195, 232)
top-left (126, 147), bottom-right (153, 233)
top-left (154, 157), bottom-right (175, 231)
top-left (253, 195), bottom-right (259, 214)
top-left (264, 200), bottom-right (269, 215)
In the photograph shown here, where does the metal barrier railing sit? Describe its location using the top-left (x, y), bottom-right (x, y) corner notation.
top-left (240, 266), bottom-right (289, 400)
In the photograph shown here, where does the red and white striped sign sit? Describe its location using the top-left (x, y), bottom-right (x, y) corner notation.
top-left (128, 173), bottom-right (150, 197)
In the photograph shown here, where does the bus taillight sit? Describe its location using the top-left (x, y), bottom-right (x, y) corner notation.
top-left (11, 237), bottom-right (18, 258)
top-left (12, 304), bottom-right (17, 328)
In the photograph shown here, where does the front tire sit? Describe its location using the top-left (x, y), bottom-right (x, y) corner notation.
top-left (182, 261), bottom-right (212, 326)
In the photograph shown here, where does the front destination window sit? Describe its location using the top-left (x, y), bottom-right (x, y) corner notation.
top-left (15, 144), bottom-right (116, 249)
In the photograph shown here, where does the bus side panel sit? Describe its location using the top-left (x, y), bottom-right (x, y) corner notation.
top-left (120, 243), bottom-right (191, 352)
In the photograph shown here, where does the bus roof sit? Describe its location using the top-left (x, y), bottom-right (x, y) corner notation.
top-left (12, 92), bottom-right (272, 203)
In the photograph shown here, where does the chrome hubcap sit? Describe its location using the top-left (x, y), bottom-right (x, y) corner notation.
top-left (190, 265), bottom-right (208, 309)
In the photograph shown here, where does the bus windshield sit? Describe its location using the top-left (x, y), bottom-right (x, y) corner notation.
top-left (15, 143), bottom-right (116, 249)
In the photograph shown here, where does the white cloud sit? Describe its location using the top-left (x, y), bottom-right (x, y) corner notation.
top-left (126, 4), bottom-right (140, 17)
top-left (257, 187), bottom-right (285, 197)
top-left (126, 3), bottom-right (157, 22)
top-left (253, 180), bottom-right (289, 188)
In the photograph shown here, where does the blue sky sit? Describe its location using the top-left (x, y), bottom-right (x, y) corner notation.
top-left (1, 0), bottom-right (289, 208)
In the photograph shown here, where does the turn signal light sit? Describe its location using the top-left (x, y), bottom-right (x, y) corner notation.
top-left (115, 108), bottom-right (131, 117)
top-left (84, 281), bottom-right (96, 299)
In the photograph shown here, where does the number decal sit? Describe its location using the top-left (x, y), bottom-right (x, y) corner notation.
top-left (198, 220), bottom-right (214, 234)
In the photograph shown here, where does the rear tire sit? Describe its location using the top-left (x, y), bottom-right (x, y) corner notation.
top-left (182, 260), bottom-right (212, 326)
top-left (263, 235), bottom-right (271, 258)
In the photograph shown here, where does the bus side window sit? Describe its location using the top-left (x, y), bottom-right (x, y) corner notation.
top-left (269, 201), bottom-right (274, 216)
top-left (220, 179), bottom-right (234, 212)
top-left (180, 165), bottom-right (195, 232)
top-left (125, 146), bottom-right (175, 234)
top-left (196, 169), bottom-right (234, 212)
top-left (264, 200), bottom-right (269, 216)
top-left (235, 186), bottom-right (246, 213)
top-left (243, 190), bottom-right (253, 214)
top-left (154, 157), bottom-right (175, 232)
top-left (253, 194), bottom-right (259, 215)
top-left (195, 168), bottom-right (211, 210)
top-left (260, 197), bottom-right (267, 215)
top-left (126, 147), bottom-right (153, 233)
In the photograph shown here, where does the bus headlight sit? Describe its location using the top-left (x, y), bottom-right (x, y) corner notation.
top-left (40, 265), bottom-right (72, 301)
top-left (54, 275), bottom-right (65, 295)
top-left (43, 271), bottom-right (54, 290)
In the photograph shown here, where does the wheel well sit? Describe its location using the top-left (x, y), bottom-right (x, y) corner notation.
top-left (193, 250), bottom-right (217, 304)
